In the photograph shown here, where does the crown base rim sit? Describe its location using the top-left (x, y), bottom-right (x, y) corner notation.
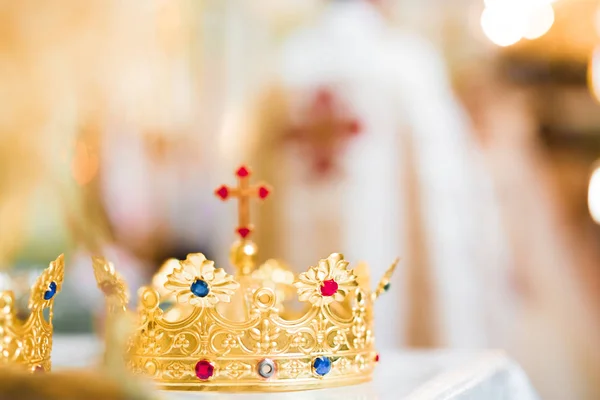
top-left (156, 374), bottom-right (372, 392)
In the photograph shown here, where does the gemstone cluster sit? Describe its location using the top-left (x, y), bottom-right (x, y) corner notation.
top-left (194, 356), bottom-right (338, 381)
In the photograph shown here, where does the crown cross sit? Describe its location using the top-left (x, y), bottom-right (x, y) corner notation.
top-left (215, 165), bottom-right (271, 239)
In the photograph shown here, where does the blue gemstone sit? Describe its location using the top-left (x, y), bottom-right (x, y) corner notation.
top-left (190, 280), bottom-right (210, 298)
top-left (43, 282), bottom-right (57, 300)
top-left (313, 356), bottom-right (331, 376)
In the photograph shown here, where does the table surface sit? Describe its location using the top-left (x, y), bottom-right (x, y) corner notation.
top-left (52, 335), bottom-right (539, 400)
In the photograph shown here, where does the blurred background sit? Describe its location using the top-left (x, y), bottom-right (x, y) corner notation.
top-left (1, 0), bottom-right (599, 398)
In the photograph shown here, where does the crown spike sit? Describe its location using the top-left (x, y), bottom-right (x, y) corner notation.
top-left (372, 258), bottom-right (400, 302)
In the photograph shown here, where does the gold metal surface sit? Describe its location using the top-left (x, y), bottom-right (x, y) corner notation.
top-left (251, 259), bottom-right (296, 315)
top-left (0, 254), bottom-right (64, 372)
top-left (94, 165), bottom-right (398, 392)
top-left (372, 258), bottom-right (399, 302)
top-left (92, 256), bottom-right (129, 314)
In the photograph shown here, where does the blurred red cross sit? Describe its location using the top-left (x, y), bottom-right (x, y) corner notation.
top-left (285, 88), bottom-right (362, 178)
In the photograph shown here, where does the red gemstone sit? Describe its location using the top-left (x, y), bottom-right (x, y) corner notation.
top-left (237, 226), bottom-right (251, 238)
top-left (236, 166), bottom-right (250, 178)
top-left (215, 185), bottom-right (229, 200)
top-left (34, 366), bottom-right (45, 373)
top-left (195, 360), bottom-right (214, 380)
top-left (375, 354), bottom-right (380, 362)
top-left (320, 279), bottom-right (338, 296)
top-left (258, 186), bottom-right (270, 199)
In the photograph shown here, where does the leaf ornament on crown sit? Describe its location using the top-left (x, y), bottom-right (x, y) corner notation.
top-left (92, 256), bottom-right (130, 313)
top-left (164, 253), bottom-right (239, 307)
top-left (29, 254), bottom-right (64, 311)
top-left (294, 253), bottom-right (358, 306)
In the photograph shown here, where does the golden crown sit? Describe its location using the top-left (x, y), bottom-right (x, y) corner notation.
top-left (0, 254), bottom-right (64, 372)
top-left (93, 166), bottom-right (398, 392)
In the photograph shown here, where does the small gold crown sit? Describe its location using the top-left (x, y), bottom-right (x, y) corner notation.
top-left (0, 254), bottom-right (64, 372)
top-left (94, 166), bottom-right (397, 392)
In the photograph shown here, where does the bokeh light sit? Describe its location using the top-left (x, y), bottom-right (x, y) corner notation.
top-left (523, 3), bottom-right (555, 40)
top-left (481, 0), bottom-right (555, 47)
top-left (595, 5), bottom-right (600, 37)
top-left (588, 163), bottom-right (600, 224)
top-left (481, 3), bottom-right (524, 47)
top-left (590, 46), bottom-right (600, 102)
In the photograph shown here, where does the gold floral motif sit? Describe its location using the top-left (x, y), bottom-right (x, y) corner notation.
top-left (138, 323), bottom-right (164, 356)
top-left (221, 333), bottom-right (239, 351)
top-left (280, 359), bottom-right (310, 379)
top-left (294, 253), bottom-right (358, 306)
top-left (311, 314), bottom-right (330, 351)
top-left (249, 319), bottom-right (280, 354)
top-left (333, 330), bottom-right (347, 348)
top-left (165, 253), bottom-right (239, 307)
top-left (198, 323), bottom-right (210, 355)
top-left (355, 354), bottom-right (366, 371)
top-left (128, 359), bottom-right (144, 375)
top-left (166, 361), bottom-right (187, 379)
top-left (173, 334), bottom-right (190, 350)
top-left (0, 334), bottom-right (22, 360)
top-left (221, 361), bottom-right (252, 379)
top-left (335, 357), bottom-right (352, 373)
top-left (290, 332), bottom-right (309, 349)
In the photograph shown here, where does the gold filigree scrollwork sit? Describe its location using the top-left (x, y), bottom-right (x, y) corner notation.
top-left (221, 360), bottom-right (252, 379)
top-left (95, 250), bottom-right (398, 391)
top-left (249, 319), bottom-right (280, 354)
top-left (165, 361), bottom-right (188, 379)
top-left (210, 331), bottom-right (241, 356)
top-left (289, 329), bottom-right (316, 354)
top-left (280, 359), bottom-right (310, 379)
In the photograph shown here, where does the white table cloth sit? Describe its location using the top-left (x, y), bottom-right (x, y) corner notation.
top-left (52, 335), bottom-right (539, 400)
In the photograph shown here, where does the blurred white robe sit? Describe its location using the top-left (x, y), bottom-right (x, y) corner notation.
top-left (272, 0), bottom-right (507, 348)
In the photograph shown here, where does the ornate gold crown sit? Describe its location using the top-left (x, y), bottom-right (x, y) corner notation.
top-left (93, 166), bottom-right (398, 392)
top-left (0, 254), bottom-right (64, 372)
